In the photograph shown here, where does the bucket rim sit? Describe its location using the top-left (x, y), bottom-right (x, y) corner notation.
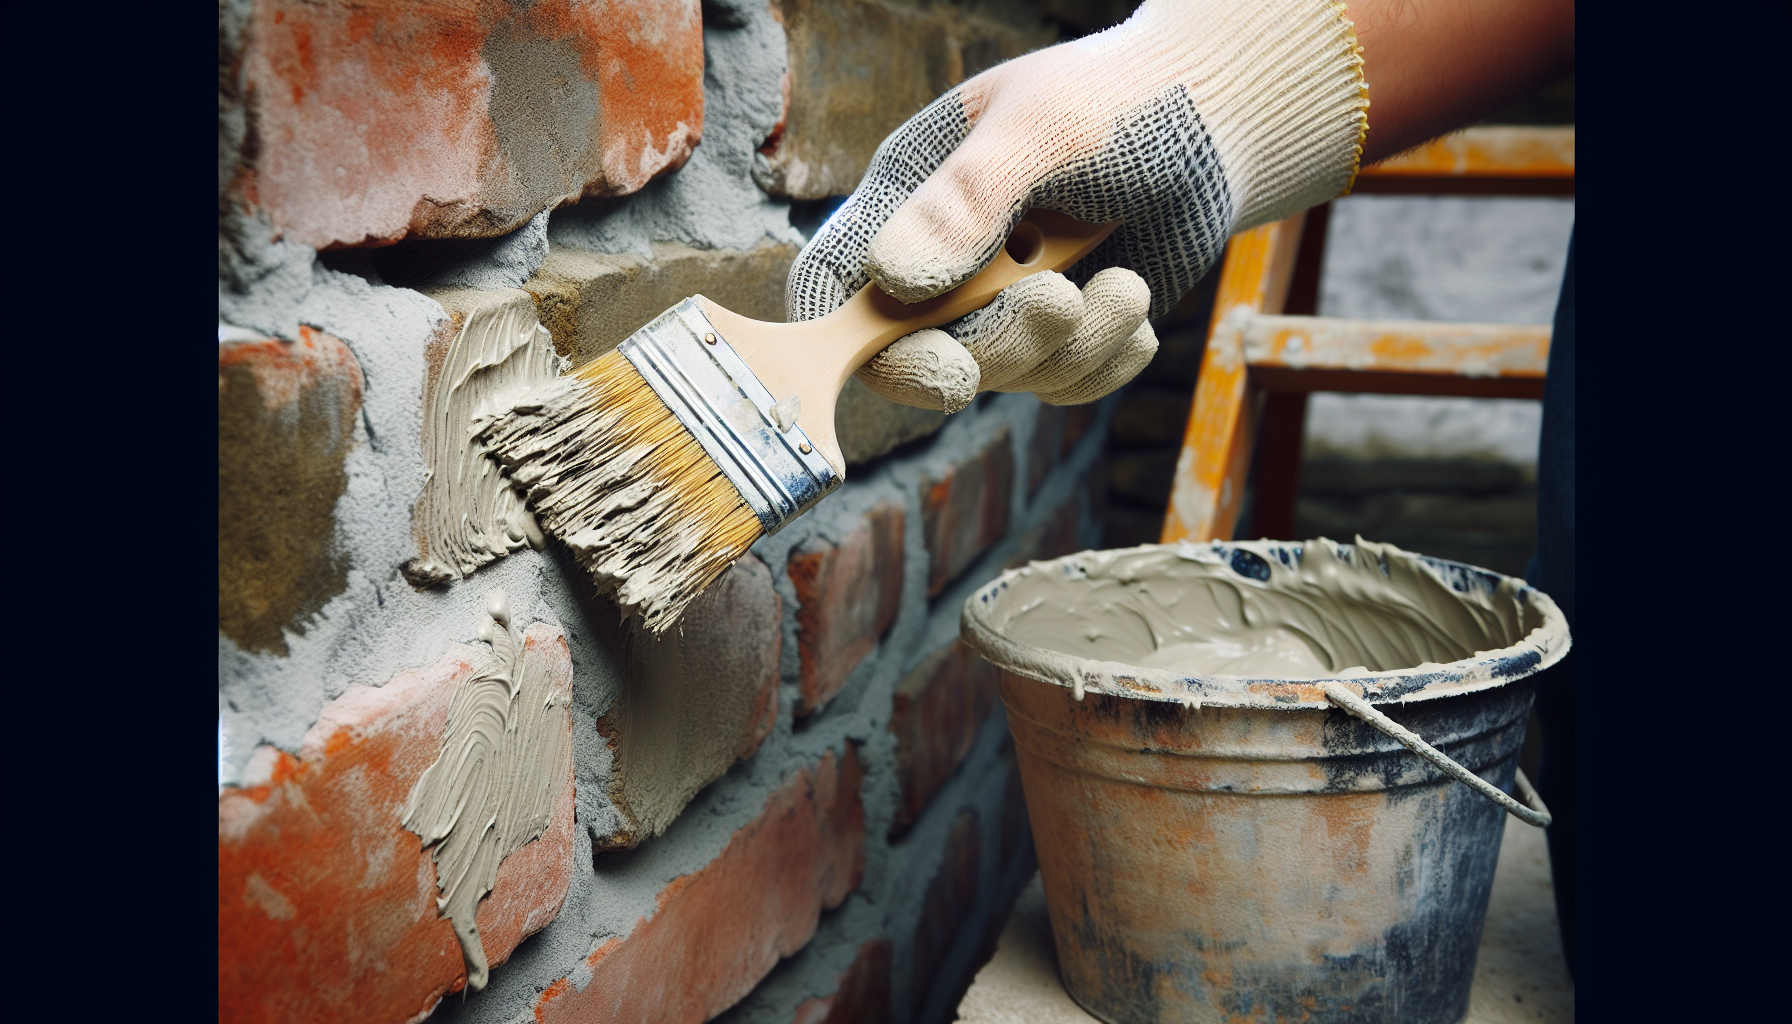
top-left (959, 539), bottom-right (1571, 711)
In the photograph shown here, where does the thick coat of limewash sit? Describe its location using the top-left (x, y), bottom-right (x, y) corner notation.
top-left (964, 539), bottom-right (1568, 711)
top-left (416, 292), bottom-right (562, 579)
top-left (990, 538), bottom-right (1534, 678)
top-left (403, 590), bottom-right (572, 991)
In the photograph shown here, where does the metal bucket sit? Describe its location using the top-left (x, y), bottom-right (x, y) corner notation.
top-left (960, 539), bottom-right (1569, 1024)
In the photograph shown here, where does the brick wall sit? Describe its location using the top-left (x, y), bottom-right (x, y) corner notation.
top-left (219, 1), bottom-right (1130, 1022)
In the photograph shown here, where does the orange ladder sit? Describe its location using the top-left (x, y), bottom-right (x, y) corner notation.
top-left (1159, 125), bottom-right (1575, 544)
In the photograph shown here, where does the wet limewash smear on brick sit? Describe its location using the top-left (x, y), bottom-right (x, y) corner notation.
top-left (402, 590), bottom-right (571, 990)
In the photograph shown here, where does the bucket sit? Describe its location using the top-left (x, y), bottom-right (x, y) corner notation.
top-left (960, 538), bottom-right (1569, 1024)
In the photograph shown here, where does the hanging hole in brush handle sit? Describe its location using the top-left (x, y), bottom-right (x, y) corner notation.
top-left (842, 211), bottom-right (1119, 355)
top-left (1003, 219), bottom-right (1046, 266)
top-left (1323, 682), bottom-right (1552, 828)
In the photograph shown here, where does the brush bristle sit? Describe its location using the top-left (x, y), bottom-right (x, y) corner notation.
top-left (479, 349), bottom-right (764, 632)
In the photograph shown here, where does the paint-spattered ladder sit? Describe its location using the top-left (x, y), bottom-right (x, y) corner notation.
top-left (1159, 125), bottom-right (1574, 544)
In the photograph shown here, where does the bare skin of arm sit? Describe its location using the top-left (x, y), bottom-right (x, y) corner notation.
top-left (1352, 0), bottom-right (1575, 165)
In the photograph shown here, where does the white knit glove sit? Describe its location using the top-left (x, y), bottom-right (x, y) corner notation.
top-left (787, 0), bottom-right (1368, 411)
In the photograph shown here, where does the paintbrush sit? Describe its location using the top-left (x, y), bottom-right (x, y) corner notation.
top-left (479, 209), bottom-right (1117, 631)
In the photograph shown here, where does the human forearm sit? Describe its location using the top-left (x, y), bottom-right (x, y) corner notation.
top-left (1351, 0), bottom-right (1574, 165)
top-left (786, 0), bottom-right (1575, 411)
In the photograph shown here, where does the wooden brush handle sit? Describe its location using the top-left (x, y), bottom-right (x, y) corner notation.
top-left (698, 209), bottom-right (1120, 473)
top-left (812, 209), bottom-right (1120, 359)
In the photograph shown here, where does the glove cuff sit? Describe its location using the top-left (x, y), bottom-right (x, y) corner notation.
top-left (1150, 0), bottom-right (1369, 231)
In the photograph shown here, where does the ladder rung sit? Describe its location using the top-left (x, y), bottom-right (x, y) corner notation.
top-left (1244, 314), bottom-right (1550, 378)
top-left (1352, 126), bottom-right (1574, 195)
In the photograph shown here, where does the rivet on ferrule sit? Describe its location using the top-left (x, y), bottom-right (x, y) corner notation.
top-left (619, 300), bottom-right (840, 535)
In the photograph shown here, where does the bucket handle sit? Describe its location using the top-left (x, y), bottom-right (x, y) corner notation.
top-left (1323, 682), bottom-right (1551, 828)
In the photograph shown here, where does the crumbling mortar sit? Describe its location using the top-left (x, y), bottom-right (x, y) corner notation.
top-left (547, 0), bottom-right (801, 257)
top-left (880, 701), bottom-right (1025, 1024)
top-left (218, 0), bottom-right (1125, 1004)
top-left (912, 703), bottom-right (1032, 1023)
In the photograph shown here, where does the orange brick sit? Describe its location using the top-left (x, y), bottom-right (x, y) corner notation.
top-left (218, 327), bottom-right (364, 655)
top-left (595, 555), bottom-right (783, 851)
top-left (921, 428), bottom-right (1014, 597)
top-left (888, 642), bottom-right (999, 838)
top-left (218, 625), bottom-right (576, 1024)
top-left (909, 810), bottom-right (981, 1010)
top-left (788, 502), bottom-right (905, 716)
top-left (995, 737), bottom-right (1029, 867)
top-left (1027, 404), bottom-right (1067, 498)
top-left (791, 938), bottom-right (893, 1024)
top-left (534, 747), bottom-right (867, 1024)
top-left (1060, 404), bottom-right (1097, 457)
top-left (229, 0), bottom-right (704, 249)
top-left (1008, 493), bottom-right (1083, 569)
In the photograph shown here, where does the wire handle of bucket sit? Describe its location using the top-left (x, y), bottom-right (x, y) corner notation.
top-left (1323, 682), bottom-right (1551, 828)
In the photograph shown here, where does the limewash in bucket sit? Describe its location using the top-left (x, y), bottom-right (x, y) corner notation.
top-left (959, 539), bottom-right (1570, 1023)
top-left (988, 538), bottom-right (1539, 681)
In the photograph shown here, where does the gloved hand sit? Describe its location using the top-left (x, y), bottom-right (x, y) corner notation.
top-left (786, 0), bottom-right (1369, 411)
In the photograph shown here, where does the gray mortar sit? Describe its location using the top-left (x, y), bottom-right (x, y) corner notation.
top-left (712, 893), bottom-right (890, 1023)
top-left (430, 388), bottom-right (1110, 1021)
top-left (218, 0), bottom-right (248, 207)
top-left (547, 0), bottom-right (801, 256)
top-left (696, 392), bottom-right (1114, 1023)
top-left (360, 209), bottom-right (554, 291)
top-left (217, 216), bottom-right (616, 795)
top-left (219, 0), bottom-right (1121, 1011)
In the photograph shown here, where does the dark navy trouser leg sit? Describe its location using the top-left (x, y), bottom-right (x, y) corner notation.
top-left (1525, 228), bottom-right (1575, 976)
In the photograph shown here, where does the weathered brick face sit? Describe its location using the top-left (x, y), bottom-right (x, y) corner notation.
top-left (527, 242), bottom-right (798, 365)
top-left (889, 642), bottom-right (1001, 838)
top-left (921, 428), bottom-right (1015, 596)
top-left (788, 501), bottom-right (906, 716)
top-left (534, 747), bottom-right (866, 1024)
top-left (229, 0), bottom-right (704, 249)
top-left (995, 738), bottom-right (1031, 867)
top-left (218, 0), bottom-right (1126, 1012)
top-left (1009, 493), bottom-right (1084, 568)
top-left (1029, 403), bottom-right (1101, 497)
top-left (597, 555), bottom-right (783, 851)
top-left (756, 0), bottom-right (1054, 199)
top-left (909, 810), bottom-right (983, 1011)
top-left (792, 939), bottom-right (894, 1024)
top-left (218, 327), bottom-right (363, 655)
top-left (218, 625), bottom-right (576, 1024)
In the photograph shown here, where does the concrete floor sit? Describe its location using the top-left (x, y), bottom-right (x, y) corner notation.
top-left (955, 815), bottom-right (1572, 1024)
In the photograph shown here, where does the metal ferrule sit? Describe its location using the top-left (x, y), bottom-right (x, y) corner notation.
top-left (619, 299), bottom-right (839, 534)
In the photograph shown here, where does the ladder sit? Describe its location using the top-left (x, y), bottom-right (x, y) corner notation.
top-left (1159, 125), bottom-right (1575, 544)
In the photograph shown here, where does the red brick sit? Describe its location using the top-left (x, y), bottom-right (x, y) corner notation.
top-left (534, 747), bottom-right (866, 1024)
top-left (790, 939), bottom-right (893, 1024)
top-left (596, 555), bottom-right (782, 850)
top-left (1027, 400), bottom-right (1100, 497)
top-left (921, 428), bottom-right (1014, 597)
top-left (1060, 404), bottom-right (1097, 457)
top-left (888, 642), bottom-right (999, 838)
top-left (1083, 452), bottom-right (1110, 544)
top-left (909, 810), bottom-right (982, 1010)
top-left (1007, 494), bottom-right (1083, 569)
top-left (229, 0), bottom-right (704, 249)
top-left (756, 0), bottom-right (1053, 199)
top-left (995, 737), bottom-right (1029, 867)
top-left (219, 624), bottom-right (576, 1024)
top-left (219, 327), bottom-right (364, 655)
top-left (1026, 404), bottom-right (1067, 498)
top-left (788, 502), bottom-right (905, 716)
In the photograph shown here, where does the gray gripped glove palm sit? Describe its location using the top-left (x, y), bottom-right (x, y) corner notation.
top-left (785, 0), bottom-right (1369, 411)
